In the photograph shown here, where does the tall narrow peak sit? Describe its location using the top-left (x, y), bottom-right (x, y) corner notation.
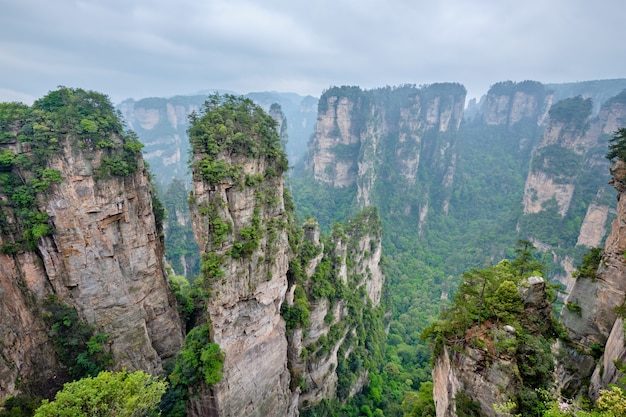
top-left (283, 208), bottom-right (386, 412)
top-left (0, 88), bottom-right (183, 399)
top-left (187, 94), bottom-right (292, 416)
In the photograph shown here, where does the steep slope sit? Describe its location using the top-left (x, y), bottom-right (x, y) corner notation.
top-left (558, 132), bottom-right (626, 399)
top-left (187, 95), bottom-right (292, 416)
top-left (291, 80), bottom-right (626, 415)
top-left (428, 264), bottom-right (557, 417)
top-left (481, 80), bottom-right (553, 127)
top-left (186, 94), bottom-right (387, 416)
top-left (519, 92), bottom-right (626, 293)
top-left (0, 88), bottom-right (183, 399)
top-left (284, 209), bottom-right (385, 413)
top-left (305, 84), bottom-right (465, 215)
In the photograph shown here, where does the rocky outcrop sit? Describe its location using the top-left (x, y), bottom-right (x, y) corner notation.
top-left (559, 158), bottom-right (626, 397)
top-left (187, 95), bottom-right (293, 416)
top-left (518, 93), bottom-right (626, 296)
top-left (432, 276), bottom-right (553, 417)
top-left (481, 81), bottom-right (553, 126)
top-left (0, 89), bottom-right (184, 399)
top-left (284, 208), bottom-right (385, 411)
top-left (308, 84), bottom-right (465, 216)
top-left (119, 93), bottom-right (318, 186)
top-left (523, 94), bottom-right (624, 221)
top-left (433, 344), bottom-right (517, 417)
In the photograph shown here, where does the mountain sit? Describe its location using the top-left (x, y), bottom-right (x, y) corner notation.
top-left (0, 88), bottom-right (183, 399)
top-left (183, 95), bottom-right (386, 416)
top-left (290, 79), bottom-right (626, 416)
top-left (117, 91), bottom-right (318, 187)
top-left (427, 132), bottom-right (626, 416)
top-left (0, 89), bottom-right (386, 417)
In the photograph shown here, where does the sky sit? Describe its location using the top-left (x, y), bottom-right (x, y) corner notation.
top-left (1, 0), bottom-right (625, 105)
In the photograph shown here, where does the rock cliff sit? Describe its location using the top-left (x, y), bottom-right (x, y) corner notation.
top-left (559, 155), bottom-right (626, 399)
top-left (432, 275), bottom-right (554, 417)
top-left (186, 94), bottom-right (386, 416)
top-left (520, 92), bottom-right (626, 294)
top-left (481, 81), bottom-right (553, 127)
top-left (118, 92), bottom-right (318, 186)
top-left (187, 95), bottom-right (292, 417)
top-left (0, 88), bottom-right (183, 399)
top-left (307, 84), bottom-right (465, 218)
top-left (283, 209), bottom-right (385, 411)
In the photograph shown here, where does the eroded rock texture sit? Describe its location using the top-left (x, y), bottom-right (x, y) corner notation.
top-left (0, 89), bottom-right (183, 399)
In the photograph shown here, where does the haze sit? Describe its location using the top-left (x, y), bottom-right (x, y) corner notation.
top-left (1, 0), bottom-right (625, 104)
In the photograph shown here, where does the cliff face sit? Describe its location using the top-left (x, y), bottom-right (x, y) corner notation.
top-left (481, 81), bottom-right (553, 127)
top-left (284, 209), bottom-right (385, 410)
top-left (559, 157), bottom-right (626, 398)
top-left (0, 88), bottom-right (183, 399)
top-left (187, 95), bottom-right (386, 416)
top-left (188, 97), bottom-right (292, 417)
top-left (307, 84), bottom-right (465, 220)
top-left (432, 276), bottom-right (553, 417)
top-left (118, 93), bottom-right (318, 186)
top-left (519, 94), bottom-right (626, 296)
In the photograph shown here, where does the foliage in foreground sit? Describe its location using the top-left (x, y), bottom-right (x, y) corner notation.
top-left (33, 370), bottom-right (166, 417)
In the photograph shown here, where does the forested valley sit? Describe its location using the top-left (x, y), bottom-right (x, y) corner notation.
top-left (4, 79), bottom-right (626, 416)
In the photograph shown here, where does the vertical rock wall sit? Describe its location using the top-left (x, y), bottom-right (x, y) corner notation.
top-left (0, 89), bottom-right (184, 399)
top-left (284, 209), bottom-right (385, 411)
top-left (187, 96), bottom-right (293, 416)
top-left (308, 84), bottom-right (466, 216)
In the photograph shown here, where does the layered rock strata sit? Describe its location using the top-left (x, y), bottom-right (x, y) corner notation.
top-left (187, 96), bottom-right (292, 416)
top-left (0, 89), bottom-right (184, 399)
top-left (308, 84), bottom-right (465, 215)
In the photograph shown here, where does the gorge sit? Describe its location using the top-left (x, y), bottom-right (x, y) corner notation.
top-left (3, 78), bottom-right (626, 416)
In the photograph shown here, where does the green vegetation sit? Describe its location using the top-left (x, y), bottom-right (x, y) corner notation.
top-left (292, 209), bottom-right (387, 417)
top-left (0, 88), bottom-right (146, 253)
top-left (162, 179), bottom-right (200, 277)
top-left (42, 296), bottom-right (112, 380)
top-left (159, 324), bottom-right (224, 417)
top-left (317, 86), bottom-right (363, 113)
top-left (169, 324), bottom-right (224, 389)
top-left (572, 247), bottom-right (603, 279)
top-left (548, 96), bottom-right (592, 132)
top-left (542, 386), bottom-right (626, 416)
top-left (422, 245), bottom-right (559, 417)
top-left (531, 144), bottom-right (584, 179)
top-left (281, 285), bottom-right (311, 330)
top-left (168, 274), bottom-right (196, 325)
top-left (489, 80), bottom-right (546, 96)
top-left (0, 395), bottom-right (42, 417)
top-left (33, 370), bottom-right (166, 417)
top-left (607, 128), bottom-right (626, 162)
top-left (188, 93), bottom-right (288, 185)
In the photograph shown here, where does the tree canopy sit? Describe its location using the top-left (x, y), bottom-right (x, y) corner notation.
top-left (33, 370), bottom-right (166, 417)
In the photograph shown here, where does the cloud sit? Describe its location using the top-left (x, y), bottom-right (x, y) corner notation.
top-left (1, 0), bottom-right (625, 103)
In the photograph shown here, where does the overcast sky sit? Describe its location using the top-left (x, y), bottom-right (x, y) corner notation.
top-left (1, 0), bottom-right (625, 104)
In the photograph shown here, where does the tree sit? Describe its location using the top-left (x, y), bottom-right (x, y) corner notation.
top-left (34, 370), bottom-right (166, 417)
top-left (511, 239), bottom-right (545, 278)
top-left (607, 127), bottom-right (626, 162)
